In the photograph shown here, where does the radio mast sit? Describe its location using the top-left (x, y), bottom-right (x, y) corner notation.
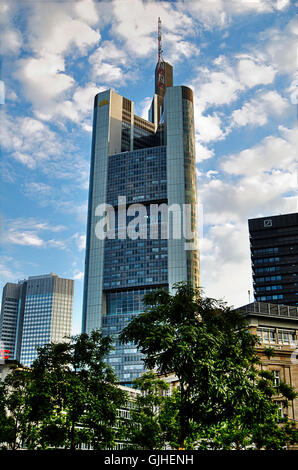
top-left (157, 17), bottom-right (165, 92)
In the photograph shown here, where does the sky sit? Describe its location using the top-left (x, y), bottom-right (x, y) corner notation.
top-left (0, 0), bottom-right (297, 334)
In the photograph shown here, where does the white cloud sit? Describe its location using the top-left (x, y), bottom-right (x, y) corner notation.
top-left (198, 125), bottom-right (297, 232)
top-left (0, 256), bottom-right (24, 285)
top-left (89, 40), bottom-right (127, 66)
top-left (74, 0), bottom-right (100, 26)
top-left (112, 0), bottom-right (193, 58)
top-left (92, 62), bottom-right (127, 84)
top-left (13, 1), bottom-right (101, 122)
top-left (196, 142), bottom-right (215, 161)
top-left (192, 57), bottom-right (244, 111)
top-left (73, 233), bottom-right (86, 252)
top-left (230, 90), bottom-right (290, 128)
top-left (237, 58), bottom-right (276, 88)
top-left (199, 221), bottom-right (253, 308)
top-left (27, 2), bottom-right (100, 56)
top-left (261, 17), bottom-right (298, 75)
top-left (0, 28), bottom-right (22, 55)
top-left (222, 127), bottom-right (297, 177)
top-left (17, 53), bottom-right (75, 112)
top-left (198, 123), bottom-right (296, 308)
top-left (165, 33), bottom-right (199, 63)
top-left (0, 112), bottom-right (64, 168)
top-left (88, 41), bottom-right (134, 87)
top-left (4, 230), bottom-right (45, 247)
top-left (24, 182), bottom-right (52, 197)
top-left (195, 111), bottom-right (226, 144)
top-left (180, 0), bottom-right (287, 29)
top-left (1, 218), bottom-right (81, 253)
top-left (137, 96), bottom-right (152, 120)
top-left (1, 112), bottom-right (89, 190)
top-left (51, 82), bottom-right (105, 124)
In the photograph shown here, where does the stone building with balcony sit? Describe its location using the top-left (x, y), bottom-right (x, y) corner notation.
top-left (234, 301), bottom-right (298, 423)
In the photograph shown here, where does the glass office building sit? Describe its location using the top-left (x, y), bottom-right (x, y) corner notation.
top-left (0, 273), bottom-right (74, 366)
top-left (82, 59), bottom-right (199, 384)
top-left (0, 282), bottom-right (25, 360)
top-left (249, 213), bottom-right (298, 306)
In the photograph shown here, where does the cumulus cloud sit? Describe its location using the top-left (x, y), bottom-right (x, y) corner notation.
top-left (27, 2), bottom-right (100, 56)
top-left (260, 17), bottom-right (298, 75)
top-left (0, 256), bottom-right (25, 286)
top-left (196, 143), bottom-right (215, 161)
top-left (0, 112), bottom-right (64, 169)
top-left (181, 0), bottom-right (290, 29)
top-left (73, 233), bottom-right (86, 252)
top-left (198, 128), bottom-right (297, 225)
top-left (199, 220), bottom-right (253, 308)
top-left (222, 126), bottom-right (297, 177)
top-left (230, 90), bottom-right (290, 128)
top-left (198, 123), bottom-right (296, 307)
top-left (0, 28), bottom-right (22, 55)
top-left (198, 126), bottom-right (297, 302)
top-left (111, 0), bottom-right (193, 58)
top-left (1, 218), bottom-right (84, 254)
top-left (237, 58), bottom-right (276, 88)
top-left (17, 54), bottom-right (75, 112)
top-left (13, 0), bottom-right (101, 122)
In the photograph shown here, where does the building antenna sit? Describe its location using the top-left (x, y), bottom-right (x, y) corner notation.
top-left (158, 17), bottom-right (163, 62)
top-left (157, 17), bottom-right (165, 91)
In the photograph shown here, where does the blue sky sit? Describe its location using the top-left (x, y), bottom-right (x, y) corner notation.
top-left (1, 0), bottom-right (297, 334)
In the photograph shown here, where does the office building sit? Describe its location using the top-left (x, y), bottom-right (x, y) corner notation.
top-left (249, 213), bottom-right (298, 306)
top-left (0, 273), bottom-right (74, 367)
top-left (0, 282), bottom-right (24, 360)
top-left (82, 22), bottom-right (199, 384)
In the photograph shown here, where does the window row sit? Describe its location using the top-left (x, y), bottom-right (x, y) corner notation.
top-left (257, 327), bottom-right (296, 345)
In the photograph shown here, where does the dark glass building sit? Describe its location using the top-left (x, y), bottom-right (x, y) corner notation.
top-left (248, 213), bottom-right (298, 306)
top-left (82, 58), bottom-right (200, 384)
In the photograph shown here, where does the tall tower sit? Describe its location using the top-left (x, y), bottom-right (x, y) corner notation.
top-left (0, 282), bottom-right (25, 360)
top-left (82, 20), bottom-right (199, 385)
top-left (0, 273), bottom-right (74, 366)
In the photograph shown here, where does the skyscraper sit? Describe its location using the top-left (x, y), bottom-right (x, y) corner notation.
top-left (82, 22), bottom-right (199, 384)
top-left (248, 213), bottom-right (298, 306)
top-left (0, 282), bottom-right (25, 360)
top-left (0, 273), bottom-right (74, 366)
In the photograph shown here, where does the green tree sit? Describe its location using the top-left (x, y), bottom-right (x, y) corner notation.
top-left (119, 282), bottom-right (297, 449)
top-left (124, 371), bottom-right (169, 450)
top-left (0, 381), bottom-right (16, 449)
top-left (1, 367), bottom-right (33, 449)
top-left (28, 330), bottom-right (128, 450)
top-left (0, 330), bottom-right (128, 450)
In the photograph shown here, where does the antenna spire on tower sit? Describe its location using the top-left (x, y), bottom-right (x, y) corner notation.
top-left (157, 17), bottom-right (165, 92)
top-left (158, 17), bottom-right (163, 63)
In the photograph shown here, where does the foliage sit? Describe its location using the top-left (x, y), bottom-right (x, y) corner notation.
top-left (119, 282), bottom-right (298, 449)
top-left (0, 330), bottom-right (127, 450)
top-left (123, 371), bottom-right (169, 450)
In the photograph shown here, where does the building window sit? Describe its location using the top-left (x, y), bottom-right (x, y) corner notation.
top-left (275, 401), bottom-right (285, 418)
top-left (278, 329), bottom-right (296, 345)
top-left (272, 370), bottom-right (280, 387)
top-left (257, 327), bottom-right (276, 344)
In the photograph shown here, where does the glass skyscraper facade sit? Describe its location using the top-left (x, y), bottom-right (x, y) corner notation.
top-left (249, 213), bottom-right (298, 306)
top-left (0, 273), bottom-right (74, 366)
top-left (0, 282), bottom-right (24, 359)
top-left (82, 59), bottom-right (199, 384)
